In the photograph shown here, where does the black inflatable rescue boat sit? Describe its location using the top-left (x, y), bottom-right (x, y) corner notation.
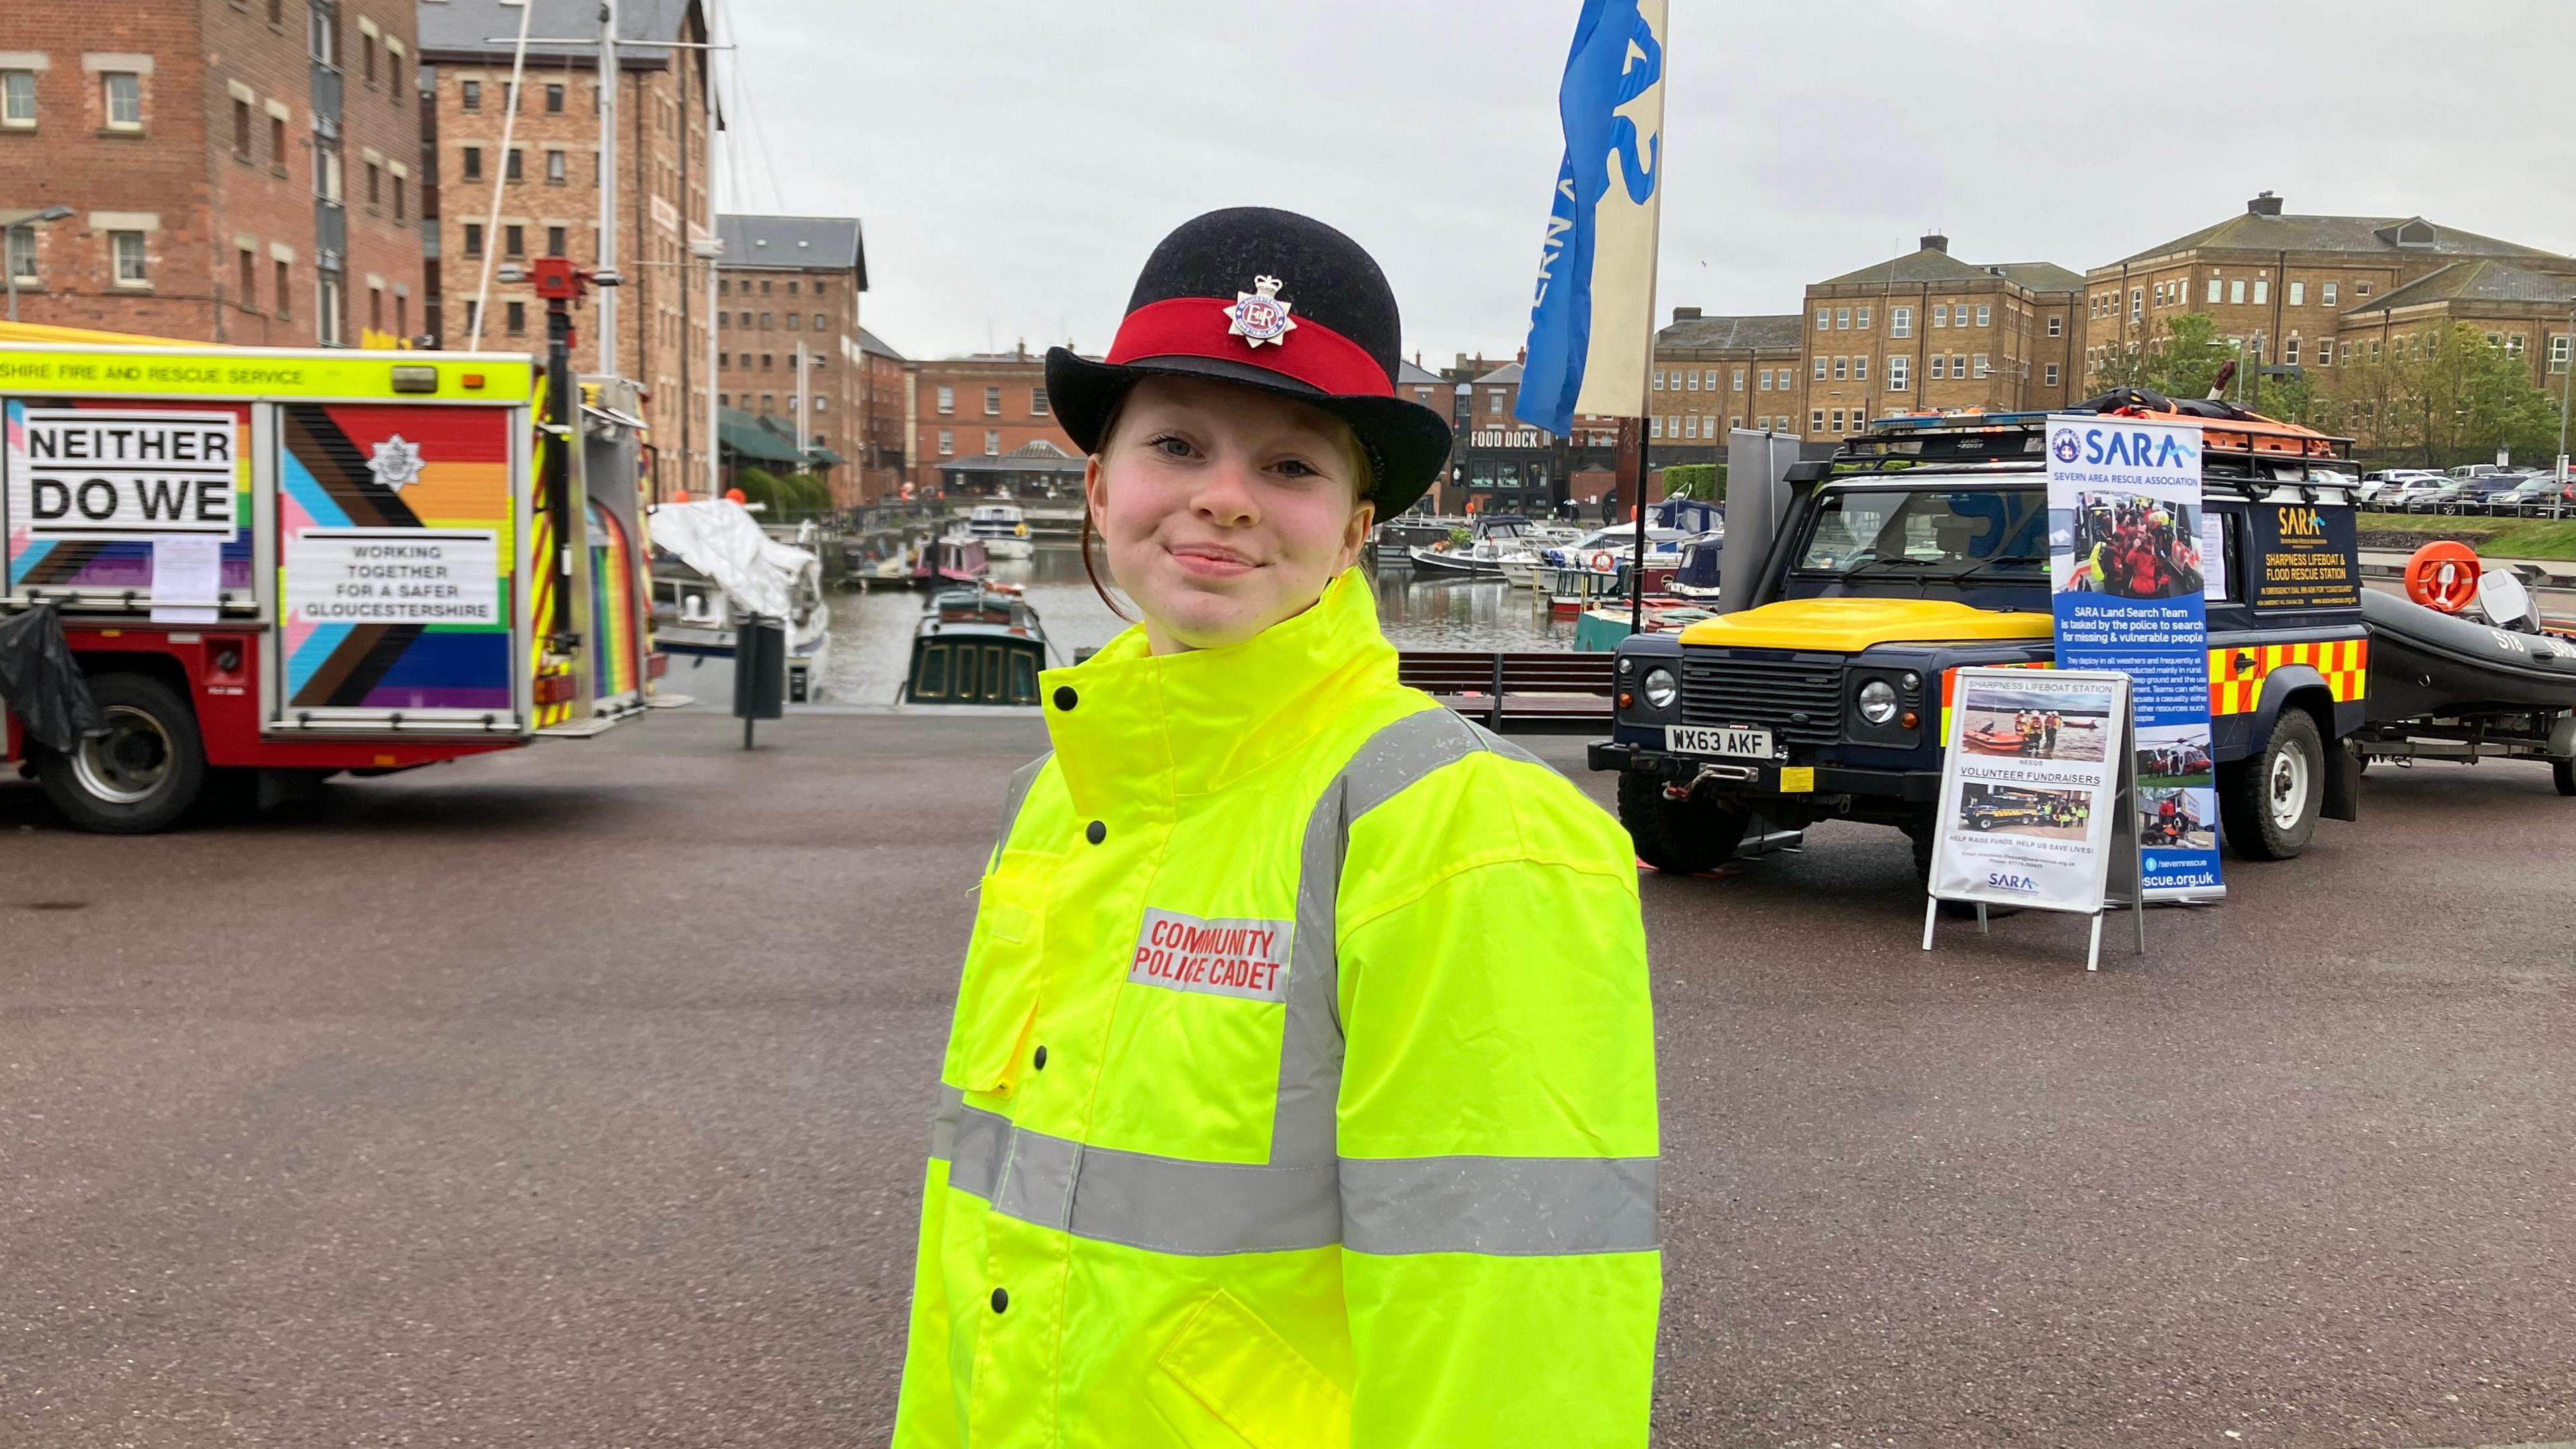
top-left (2360, 587), bottom-right (2576, 722)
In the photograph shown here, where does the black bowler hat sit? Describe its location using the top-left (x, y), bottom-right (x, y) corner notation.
top-left (1046, 207), bottom-right (1452, 517)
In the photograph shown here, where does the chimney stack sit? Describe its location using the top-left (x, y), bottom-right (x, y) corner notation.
top-left (2247, 191), bottom-right (2284, 216)
top-left (1921, 232), bottom-right (1949, 254)
top-left (1671, 306), bottom-right (1702, 322)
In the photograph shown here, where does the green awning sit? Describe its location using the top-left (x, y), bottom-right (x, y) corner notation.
top-left (716, 406), bottom-right (803, 464)
top-left (804, 446), bottom-right (845, 467)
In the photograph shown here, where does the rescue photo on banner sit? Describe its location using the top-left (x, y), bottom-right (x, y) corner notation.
top-left (2046, 414), bottom-right (2225, 901)
top-left (1513, 0), bottom-right (1667, 434)
top-left (1927, 668), bottom-right (2135, 916)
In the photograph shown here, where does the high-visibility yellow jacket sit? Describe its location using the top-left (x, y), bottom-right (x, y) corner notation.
top-left (894, 570), bottom-right (1660, 1448)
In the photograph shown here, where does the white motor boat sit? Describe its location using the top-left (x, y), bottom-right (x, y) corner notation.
top-left (647, 498), bottom-right (835, 703)
top-left (1409, 515), bottom-right (1547, 578)
top-left (963, 501), bottom-right (1036, 559)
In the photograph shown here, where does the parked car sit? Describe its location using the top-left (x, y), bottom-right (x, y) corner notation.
top-left (2453, 472), bottom-right (2534, 513)
top-left (2363, 469), bottom-right (2442, 508)
top-left (2394, 478), bottom-right (2464, 513)
top-left (2485, 476), bottom-right (2568, 516)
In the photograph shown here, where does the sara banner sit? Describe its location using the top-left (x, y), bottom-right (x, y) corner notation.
top-left (1927, 667), bottom-right (2133, 914)
top-left (1513, 0), bottom-right (1667, 434)
top-left (2046, 415), bottom-right (2224, 901)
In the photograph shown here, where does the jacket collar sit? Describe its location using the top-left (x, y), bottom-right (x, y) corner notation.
top-left (1040, 569), bottom-right (1395, 814)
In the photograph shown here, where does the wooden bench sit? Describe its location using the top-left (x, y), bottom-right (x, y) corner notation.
top-left (1397, 651), bottom-right (1615, 733)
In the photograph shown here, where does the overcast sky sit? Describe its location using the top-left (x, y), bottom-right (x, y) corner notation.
top-left (715, 0), bottom-right (2576, 365)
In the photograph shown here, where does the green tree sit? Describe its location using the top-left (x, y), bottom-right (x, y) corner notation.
top-left (2254, 368), bottom-right (2320, 427)
top-left (1660, 463), bottom-right (1723, 500)
top-left (2327, 323), bottom-right (2561, 467)
top-left (2086, 312), bottom-right (2231, 400)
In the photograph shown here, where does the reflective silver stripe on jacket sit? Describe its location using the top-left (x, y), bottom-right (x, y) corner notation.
top-left (934, 708), bottom-right (1656, 1257)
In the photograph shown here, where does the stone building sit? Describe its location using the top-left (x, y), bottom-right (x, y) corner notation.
top-left (418, 0), bottom-right (712, 499)
top-left (2082, 192), bottom-right (2575, 392)
top-left (712, 212), bottom-right (867, 505)
top-left (0, 0), bottom-right (421, 345)
top-left (908, 345), bottom-right (1083, 497)
top-left (1801, 236), bottom-right (2082, 438)
top-left (1650, 309), bottom-right (1806, 460)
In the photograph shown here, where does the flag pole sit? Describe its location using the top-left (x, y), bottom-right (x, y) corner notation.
top-left (1630, 52), bottom-right (1666, 640)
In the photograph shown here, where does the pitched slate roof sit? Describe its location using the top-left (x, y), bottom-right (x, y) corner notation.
top-left (855, 327), bottom-right (904, 361)
top-left (1988, 262), bottom-right (2085, 293)
top-left (1395, 359), bottom-right (1445, 386)
top-left (1656, 313), bottom-right (1804, 351)
top-left (1818, 248), bottom-right (1992, 288)
top-left (717, 215), bottom-right (867, 290)
top-left (417, 0), bottom-right (700, 63)
top-left (2114, 211), bottom-right (2563, 266)
top-left (2345, 259), bottom-right (2576, 317)
top-left (1472, 362), bottom-right (1525, 386)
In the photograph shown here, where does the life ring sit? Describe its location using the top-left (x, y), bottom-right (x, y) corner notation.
top-left (1590, 550), bottom-right (1617, 574)
top-left (2404, 539), bottom-right (2482, 613)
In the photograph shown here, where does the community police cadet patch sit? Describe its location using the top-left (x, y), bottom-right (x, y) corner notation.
top-left (1223, 275), bottom-right (1297, 350)
top-left (368, 435), bottom-right (425, 492)
top-left (1128, 908), bottom-right (1291, 1003)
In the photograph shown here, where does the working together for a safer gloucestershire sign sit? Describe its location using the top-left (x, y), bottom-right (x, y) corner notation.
top-left (2047, 415), bottom-right (2224, 901)
top-left (11, 408), bottom-right (237, 539)
top-left (284, 528), bottom-right (500, 627)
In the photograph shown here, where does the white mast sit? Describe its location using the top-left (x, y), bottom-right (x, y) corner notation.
top-left (594, 0), bottom-right (618, 374)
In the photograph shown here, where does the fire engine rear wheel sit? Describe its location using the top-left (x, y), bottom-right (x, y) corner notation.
top-left (2219, 708), bottom-right (2322, 861)
top-left (1617, 769), bottom-right (1750, 875)
top-left (34, 672), bottom-right (207, 835)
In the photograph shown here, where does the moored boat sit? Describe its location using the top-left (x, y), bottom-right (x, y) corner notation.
top-left (647, 498), bottom-right (834, 702)
top-left (964, 502), bottom-right (1036, 560)
top-left (904, 584), bottom-right (1051, 705)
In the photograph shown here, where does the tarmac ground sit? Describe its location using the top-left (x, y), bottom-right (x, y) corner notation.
top-left (3, 710), bottom-right (2571, 1448)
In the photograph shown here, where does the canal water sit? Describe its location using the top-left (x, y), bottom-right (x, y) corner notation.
top-left (813, 545), bottom-right (1578, 705)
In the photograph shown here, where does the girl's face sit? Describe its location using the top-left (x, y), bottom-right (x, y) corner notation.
top-left (1085, 374), bottom-right (1376, 654)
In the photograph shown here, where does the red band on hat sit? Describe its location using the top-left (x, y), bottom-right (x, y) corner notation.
top-left (1106, 297), bottom-right (1391, 398)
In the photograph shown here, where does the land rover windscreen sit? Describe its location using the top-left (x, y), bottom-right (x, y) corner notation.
top-left (1783, 482), bottom-right (2051, 606)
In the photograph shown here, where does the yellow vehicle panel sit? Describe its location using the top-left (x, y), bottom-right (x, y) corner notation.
top-left (1676, 597), bottom-right (2053, 653)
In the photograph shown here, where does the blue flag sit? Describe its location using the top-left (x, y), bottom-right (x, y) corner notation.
top-left (1516, 0), bottom-right (1669, 435)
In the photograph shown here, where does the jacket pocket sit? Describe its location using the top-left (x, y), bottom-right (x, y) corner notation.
top-left (945, 859), bottom-right (1052, 1098)
top-left (1145, 1290), bottom-right (1350, 1449)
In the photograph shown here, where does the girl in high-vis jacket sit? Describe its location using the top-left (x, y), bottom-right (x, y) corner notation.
top-left (894, 207), bottom-right (1660, 1448)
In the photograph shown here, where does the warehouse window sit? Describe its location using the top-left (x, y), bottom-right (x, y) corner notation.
top-left (1815, 307), bottom-right (1830, 331)
top-left (2047, 316), bottom-right (2062, 337)
top-left (461, 222), bottom-right (483, 258)
top-left (462, 78), bottom-right (481, 110)
top-left (545, 225), bottom-right (566, 256)
top-left (1853, 356), bottom-right (1869, 382)
top-left (502, 224), bottom-right (523, 258)
top-left (1835, 307), bottom-right (1851, 329)
top-left (1733, 368), bottom-right (1746, 390)
top-left (985, 386), bottom-right (1002, 415)
top-left (2043, 363), bottom-right (2059, 387)
top-left (1930, 355), bottom-right (1947, 380)
top-left (936, 386), bottom-right (954, 415)
top-left (2208, 276), bottom-right (2222, 305)
top-left (985, 431), bottom-right (1000, 455)
top-left (1809, 409), bottom-right (1824, 433)
top-left (109, 231), bottom-right (148, 286)
top-left (1932, 305), bottom-right (1948, 328)
top-left (2253, 278), bottom-right (2269, 305)
top-left (103, 72), bottom-right (143, 131)
top-left (1887, 356), bottom-right (1909, 391)
top-left (545, 83), bottom-right (564, 113)
top-left (1031, 388), bottom-right (1051, 417)
top-left (504, 300), bottom-right (525, 335)
top-left (2229, 279), bottom-right (2245, 305)
top-left (545, 148), bottom-right (566, 184)
top-left (276, 259), bottom-right (292, 317)
top-left (1890, 307), bottom-right (1912, 338)
top-left (2322, 282), bottom-right (2339, 307)
top-left (2317, 339), bottom-right (2335, 368)
top-left (1, 70), bottom-right (36, 127)
top-left (1976, 305), bottom-right (1992, 327)
top-left (504, 148), bottom-right (523, 182)
top-left (1856, 307), bottom-right (1872, 330)
top-left (2288, 281), bottom-right (2306, 307)
top-left (462, 146), bottom-right (482, 180)
top-left (1813, 356), bottom-right (1827, 381)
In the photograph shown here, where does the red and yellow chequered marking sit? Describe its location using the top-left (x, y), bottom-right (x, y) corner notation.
top-left (2208, 637), bottom-right (2367, 718)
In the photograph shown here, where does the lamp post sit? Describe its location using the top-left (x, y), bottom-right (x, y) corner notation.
top-left (2557, 299), bottom-right (2574, 486)
top-left (3, 206), bottom-right (75, 322)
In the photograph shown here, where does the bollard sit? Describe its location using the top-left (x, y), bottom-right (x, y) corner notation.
top-left (734, 614), bottom-right (786, 749)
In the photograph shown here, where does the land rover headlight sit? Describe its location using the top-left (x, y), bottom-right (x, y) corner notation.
top-left (1858, 678), bottom-right (1899, 724)
top-left (1642, 667), bottom-right (1678, 710)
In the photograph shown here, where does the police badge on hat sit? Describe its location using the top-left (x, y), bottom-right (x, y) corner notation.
top-left (1224, 275), bottom-right (1297, 349)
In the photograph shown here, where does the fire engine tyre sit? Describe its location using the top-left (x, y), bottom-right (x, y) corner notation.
top-left (2219, 708), bottom-right (2324, 861)
top-left (1617, 769), bottom-right (1749, 875)
top-left (34, 672), bottom-right (208, 835)
top-left (2553, 757), bottom-right (2576, 797)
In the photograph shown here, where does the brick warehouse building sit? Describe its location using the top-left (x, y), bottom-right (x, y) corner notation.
top-left (1799, 235), bottom-right (2083, 439)
top-left (908, 345), bottom-right (1084, 498)
top-left (419, 0), bottom-right (713, 500)
top-left (0, 1), bottom-right (422, 345)
top-left (711, 212), bottom-right (869, 506)
top-left (855, 325), bottom-right (906, 504)
top-left (1650, 309), bottom-right (1806, 460)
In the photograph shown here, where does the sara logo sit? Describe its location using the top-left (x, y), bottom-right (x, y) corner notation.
top-left (2277, 504), bottom-right (2324, 537)
top-left (2051, 429), bottom-right (2083, 463)
top-left (1984, 871), bottom-right (2039, 893)
top-left (2070, 427), bottom-right (2197, 470)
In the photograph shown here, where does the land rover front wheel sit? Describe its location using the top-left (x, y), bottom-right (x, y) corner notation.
top-left (33, 672), bottom-right (208, 835)
top-left (1617, 770), bottom-right (1750, 875)
top-left (2219, 708), bottom-right (2322, 860)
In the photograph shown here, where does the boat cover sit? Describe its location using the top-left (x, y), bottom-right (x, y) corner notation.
top-left (645, 500), bottom-right (822, 624)
top-left (0, 601), bottom-right (105, 752)
top-left (2359, 586), bottom-right (2576, 721)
